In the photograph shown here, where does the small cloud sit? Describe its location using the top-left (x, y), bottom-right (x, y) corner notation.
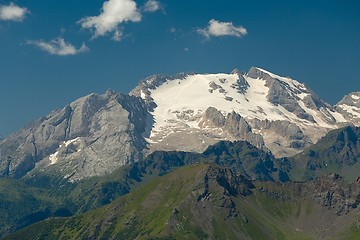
top-left (79, 0), bottom-right (141, 40)
top-left (27, 38), bottom-right (89, 56)
top-left (112, 28), bottom-right (123, 41)
top-left (0, 2), bottom-right (29, 22)
top-left (112, 30), bottom-right (122, 42)
top-left (169, 27), bottom-right (176, 33)
top-left (143, 0), bottom-right (162, 13)
top-left (198, 19), bottom-right (247, 38)
top-left (184, 47), bottom-right (189, 52)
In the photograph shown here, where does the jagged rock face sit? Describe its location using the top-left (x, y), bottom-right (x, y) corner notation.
top-left (199, 107), bottom-right (265, 150)
top-left (165, 164), bottom-right (255, 237)
top-left (306, 173), bottom-right (360, 215)
top-left (335, 92), bottom-right (360, 125)
top-left (0, 91), bottom-right (148, 181)
top-left (229, 72), bottom-right (249, 94)
top-left (131, 67), bottom-right (350, 157)
top-left (250, 119), bottom-right (313, 157)
top-left (290, 126), bottom-right (360, 181)
top-left (201, 141), bottom-right (291, 182)
top-left (193, 165), bottom-right (255, 200)
top-left (248, 67), bottom-right (337, 124)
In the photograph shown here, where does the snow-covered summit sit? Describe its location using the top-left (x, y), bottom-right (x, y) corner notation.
top-left (131, 67), bottom-right (350, 157)
top-left (336, 92), bottom-right (360, 125)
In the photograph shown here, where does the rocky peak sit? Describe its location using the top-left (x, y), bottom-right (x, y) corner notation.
top-left (130, 73), bottom-right (192, 96)
top-left (246, 67), bottom-right (274, 81)
top-left (194, 164), bottom-right (255, 200)
top-left (290, 126), bottom-right (360, 181)
top-left (335, 92), bottom-right (360, 125)
top-left (248, 67), bottom-right (340, 126)
top-left (230, 68), bottom-right (243, 75)
top-left (337, 92), bottom-right (360, 108)
top-left (0, 91), bottom-right (148, 181)
top-left (231, 74), bottom-right (249, 94)
top-left (199, 107), bottom-right (265, 150)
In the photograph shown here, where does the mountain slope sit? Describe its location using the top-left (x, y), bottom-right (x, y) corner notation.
top-left (336, 92), bottom-right (360, 124)
top-left (201, 140), bottom-right (290, 182)
top-left (7, 164), bottom-right (360, 240)
top-left (290, 126), bottom-right (360, 181)
top-left (0, 90), bottom-right (148, 181)
top-left (131, 67), bottom-right (353, 157)
top-left (0, 178), bottom-right (61, 236)
top-left (0, 139), bottom-right (283, 237)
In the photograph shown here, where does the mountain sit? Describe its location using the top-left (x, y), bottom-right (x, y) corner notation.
top-left (1, 132), bottom-right (360, 238)
top-left (0, 139), bottom-right (285, 237)
top-left (290, 126), bottom-right (360, 182)
top-left (6, 164), bottom-right (360, 240)
top-left (336, 92), bottom-right (360, 123)
top-left (0, 90), bottom-right (148, 181)
top-left (1, 67), bottom-right (359, 182)
top-left (200, 140), bottom-right (290, 182)
top-left (131, 67), bottom-right (356, 158)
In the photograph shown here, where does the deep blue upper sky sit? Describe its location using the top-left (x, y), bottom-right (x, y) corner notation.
top-left (0, 0), bottom-right (359, 136)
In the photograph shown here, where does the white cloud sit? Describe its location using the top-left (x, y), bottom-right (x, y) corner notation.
top-left (143, 0), bottom-right (162, 12)
top-left (27, 38), bottom-right (89, 56)
top-left (0, 2), bottom-right (29, 22)
top-left (198, 19), bottom-right (247, 38)
top-left (79, 0), bottom-right (141, 40)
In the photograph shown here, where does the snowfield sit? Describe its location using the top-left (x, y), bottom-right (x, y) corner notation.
top-left (148, 68), bottom-right (346, 141)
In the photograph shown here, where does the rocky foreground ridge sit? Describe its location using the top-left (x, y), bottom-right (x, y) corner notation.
top-left (0, 67), bottom-right (359, 181)
top-left (6, 164), bottom-right (360, 240)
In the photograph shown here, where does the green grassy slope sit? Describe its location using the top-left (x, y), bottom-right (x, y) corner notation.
top-left (6, 164), bottom-right (360, 240)
top-left (0, 140), bottom-right (287, 237)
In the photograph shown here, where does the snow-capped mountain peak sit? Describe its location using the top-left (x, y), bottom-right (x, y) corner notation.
top-left (249, 67), bottom-right (306, 91)
top-left (1, 67), bottom-right (358, 182)
top-left (336, 92), bottom-right (360, 124)
top-left (131, 67), bottom-right (350, 157)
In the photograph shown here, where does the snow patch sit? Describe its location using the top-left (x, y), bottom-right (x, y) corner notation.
top-left (64, 137), bottom-right (80, 147)
top-left (351, 95), bottom-right (360, 100)
top-left (140, 90), bottom-right (146, 99)
top-left (297, 92), bottom-right (309, 100)
top-left (298, 101), bottom-right (332, 128)
top-left (49, 151), bottom-right (59, 165)
top-left (329, 110), bottom-right (347, 123)
top-left (338, 104), bottom-right (360, 118)
top-left (48, 137), bottom-right (81, 165)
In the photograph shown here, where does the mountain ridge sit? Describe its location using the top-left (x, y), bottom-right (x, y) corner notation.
top-left (0, 67), bottom-right (359, 181)
top-left (5, 163), bottom-right (360, 240)
top-left (1, 127), bottom-right (360, 238)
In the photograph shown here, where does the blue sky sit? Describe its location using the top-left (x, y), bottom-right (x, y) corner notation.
top-left (0, 0), bottom-right (359, 136)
